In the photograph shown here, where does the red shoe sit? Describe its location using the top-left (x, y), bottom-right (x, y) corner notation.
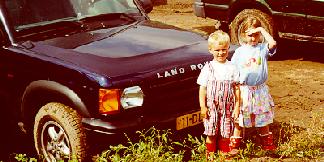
top-left (229, 136), bottom-right (241, 155)
top-left (218, 137), bottom-right (230, 153)
top-left (206, 142), bottom-right (216, 161)
top-left (260, 132), bottom-right (276, 151)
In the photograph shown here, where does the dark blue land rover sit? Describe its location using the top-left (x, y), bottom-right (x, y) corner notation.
top-left (0, 0), bottom-right (221, 161)
top-left (194, 0), bottom-right (324, 44)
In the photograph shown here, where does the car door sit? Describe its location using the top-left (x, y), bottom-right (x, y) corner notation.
top-left (267, 0), bottom-right (307, 37)
top-left (305, 0), bottom-right (324, 42)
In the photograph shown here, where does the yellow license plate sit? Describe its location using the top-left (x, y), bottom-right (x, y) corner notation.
top-left (176, 111), bottom-right (203, 130)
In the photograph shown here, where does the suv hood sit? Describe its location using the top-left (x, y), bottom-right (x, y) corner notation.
top-left (27, 20), bottom-right (211, 83)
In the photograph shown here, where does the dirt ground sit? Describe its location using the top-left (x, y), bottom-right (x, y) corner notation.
top-left (149, 0), bottom-right (324, 129)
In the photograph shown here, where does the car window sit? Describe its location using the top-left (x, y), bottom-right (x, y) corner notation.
top-left (85, 0), bottom-right (139, 15)
top-left (4, 0), bottom-right (141, 30)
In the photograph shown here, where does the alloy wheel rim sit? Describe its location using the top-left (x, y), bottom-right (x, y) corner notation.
top-left (40, 120), bottom-right (71, 162)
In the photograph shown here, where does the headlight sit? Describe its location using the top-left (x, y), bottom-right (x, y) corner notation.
top-left (120, 86), bottom-right (144, 109)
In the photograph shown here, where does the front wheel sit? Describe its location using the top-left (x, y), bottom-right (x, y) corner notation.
top-left (229, 9), bottom-right (275, 45)
top-left (34, 102), bottom-right (87, 161)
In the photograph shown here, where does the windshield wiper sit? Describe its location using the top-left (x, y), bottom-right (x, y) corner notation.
top-left (79, 13), bottom-right (136, 22)
top-left (16, 17), bottom-right (83, 31)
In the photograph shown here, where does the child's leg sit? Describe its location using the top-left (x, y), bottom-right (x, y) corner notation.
top-left (259, 125), bottom-right (270, 135)
top-left (251, 113), bottom-right (256, 127)
top-left (233, 122), bottom-right (242, 137)
top-left (253, 110), bottom-right (275, 150)
top-left (206, 135), bottom-right (217, 145)
top-left (206, 136), bottom-right (217, 160)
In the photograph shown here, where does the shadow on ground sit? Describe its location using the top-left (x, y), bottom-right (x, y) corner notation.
top-left (193, 24), bottom-right (231, 36)
top-left (193, 25), bottom-right (217, 35)
top-left (241, 120), bottom-right (305, 148)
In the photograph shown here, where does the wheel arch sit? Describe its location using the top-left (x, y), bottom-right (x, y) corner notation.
top-left (21, 80), bottom-right (90, 131)
top-left (228, 0), bottom-right (273, 23)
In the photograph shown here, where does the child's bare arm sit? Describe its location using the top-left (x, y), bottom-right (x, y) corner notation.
top-left (248, 27), bottom-right (277, 50)
top-left (259, 27), bottom-right (276, 50)
top-left (232, 83), bottom-right (241, 120)
top-left (199, 86), bottom-right (208, 119)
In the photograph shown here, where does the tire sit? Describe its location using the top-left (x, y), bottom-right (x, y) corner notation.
top-left (229, 9), bottom-right (275, 45)
top-left (34, 102), bottom-right (87, 162)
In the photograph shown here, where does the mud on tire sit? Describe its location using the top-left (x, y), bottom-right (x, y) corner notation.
top-left (34, 102), bottom-right (87, 161)
top-left (229, 9), bottom-right (275, 45)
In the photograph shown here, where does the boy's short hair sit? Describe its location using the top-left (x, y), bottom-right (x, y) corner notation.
top-left (208, 30), bottom-right (230, 48)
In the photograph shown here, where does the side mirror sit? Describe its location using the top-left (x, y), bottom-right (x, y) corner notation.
top-left (139, 0), bottom-right (153, 13)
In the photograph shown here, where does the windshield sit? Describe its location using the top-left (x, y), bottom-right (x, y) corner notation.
top-left (5, 0), bottom-right (141, 29)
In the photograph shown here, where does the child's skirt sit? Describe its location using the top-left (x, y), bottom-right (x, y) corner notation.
top-left (239, 83), bottom-right (274, 128)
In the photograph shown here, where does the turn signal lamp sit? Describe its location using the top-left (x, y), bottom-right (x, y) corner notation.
top-left (99, 89), bottom-right (121, 114)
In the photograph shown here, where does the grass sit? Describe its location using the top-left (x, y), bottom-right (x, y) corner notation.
top-left (95, 111), bottom-right (323, 162)
top-left (12, 112), bottom-right (323, 162)
top-left (276, 112), bottom-right (323, 159)
top-left (95, 128), bottom-right (184, 162)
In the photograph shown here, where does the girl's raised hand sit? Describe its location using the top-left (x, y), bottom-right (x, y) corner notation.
top-left (246, 27), bottom-right (262, 36)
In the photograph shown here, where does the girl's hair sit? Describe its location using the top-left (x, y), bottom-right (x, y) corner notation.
top-left (241, 17), bottom-right (261, 32)
top-left (208, 30), bottom-right (230, 48)
top-left (239, 17), bottom-right (262, 43)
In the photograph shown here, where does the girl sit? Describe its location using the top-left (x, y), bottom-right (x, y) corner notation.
top-left (231, 17), bottom-right (277, 151)
top-left (197, 30), bottom-right (241, 160)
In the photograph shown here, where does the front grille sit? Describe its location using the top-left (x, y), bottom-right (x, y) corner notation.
top-left (142, 75), bottom-right (200, 117)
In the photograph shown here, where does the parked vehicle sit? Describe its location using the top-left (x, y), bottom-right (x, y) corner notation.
top-left (0, 0), bottom-right (232, 161)
top-left (193, 0), bottom-right (324, 44)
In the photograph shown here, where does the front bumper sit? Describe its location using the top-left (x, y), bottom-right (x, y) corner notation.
top-left (82, 112), bottom-right (204, 152)
top-left (82, 110), bottom-right (201, 136)
top-left (82, 116), bottom-right (141, 135)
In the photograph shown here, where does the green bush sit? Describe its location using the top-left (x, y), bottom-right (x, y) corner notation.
top-left (96, 127), bottom-right (184, 162)
top-left (13, 113), bottom-right (323, 161)
top-left (96, 112), bottom-right (323, 162)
